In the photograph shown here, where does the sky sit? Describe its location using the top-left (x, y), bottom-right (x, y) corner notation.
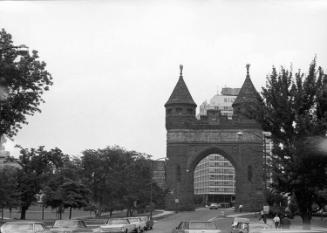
top-left (0, 0), bottom-right (327, 159)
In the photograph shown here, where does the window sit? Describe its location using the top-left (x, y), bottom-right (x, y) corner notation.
top-left (176, 108), bottom-right (182, 114)
top-left (166, 108), bottom-right (172, 115)
top-left (187, 108), bottom-right (193, 114)
top-left (248, 165), bottom-right (253, 182)
top-left (176, 165), bottom-right (181, 182)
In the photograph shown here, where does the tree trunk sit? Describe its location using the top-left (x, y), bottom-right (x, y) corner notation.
top-left (20, 206), bottom-right (28, 220)
top-left (69, 207), bottom-right (72, 219)
top-left (109, 209), bottom-right (113, 217)
top-left (1, 207), bottom-right (4, 220)
top-left (301, 213), bottom-right (312, 229)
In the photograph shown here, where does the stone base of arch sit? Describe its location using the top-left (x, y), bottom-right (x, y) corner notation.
top-left (165, 129), bottom-right (265, 212)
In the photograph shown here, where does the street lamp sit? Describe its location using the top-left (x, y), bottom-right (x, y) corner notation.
top-left (150, 157), bottom-right (168, 218)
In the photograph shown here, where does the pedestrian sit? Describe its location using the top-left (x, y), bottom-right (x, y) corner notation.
top-left (259, 210), bottom-right (267, 224)
top-left (319, 209), bottom-right (324, 221)
top-left (273, 214), bottom-right (280, 229)
top-left (239, 204), bottom-right (243, 213)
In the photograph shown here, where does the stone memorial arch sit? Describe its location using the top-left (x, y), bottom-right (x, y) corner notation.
top-left (164, 65), bottom-right (264, 211)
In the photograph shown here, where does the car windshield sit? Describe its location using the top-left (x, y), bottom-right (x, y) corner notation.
top-left (1, 223), bottom-right (34, 233)
top-left (107, 219), bottom-right (129, 225)
top-left (129, 218), bottom-right (139, 223)
top-left (53, 220), bottom-right (80, 228)
top-left (188, 222), bottom-right (217, 229)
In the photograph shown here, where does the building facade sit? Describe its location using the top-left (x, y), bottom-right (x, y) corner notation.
top-left (165, 64), bottom-right (265, 211)
top-left (194, 153), bottom-right (235, 204)
top-left (199, 87), bottom-right (240, 119)
top-left (195, 85), bottom-right (273, 204)
top-left (152, 160), bottom-right (166, 190)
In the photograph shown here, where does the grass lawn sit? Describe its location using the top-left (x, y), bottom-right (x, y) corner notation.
top-left (1, 205), bottom-right (162, 221)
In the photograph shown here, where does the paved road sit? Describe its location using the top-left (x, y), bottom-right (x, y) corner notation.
top-left (151, 208), bottom-right (234, 233)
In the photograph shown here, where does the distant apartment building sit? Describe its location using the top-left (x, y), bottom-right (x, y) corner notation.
top-left (194, 154), bottom-right (235, 204)
top-left (199, 87), bottom-right (240, 119)
top-left (152, 160), bottom-right (166, 190)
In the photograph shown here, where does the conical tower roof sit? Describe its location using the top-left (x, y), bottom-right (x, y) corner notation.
top-left (165, 65), bottom-right (196, 107)
top-left (233, 64), bottom-right (260, 106)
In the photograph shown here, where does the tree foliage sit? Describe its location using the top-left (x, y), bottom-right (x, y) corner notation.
top-left (81, 146), bottom-right (165, 217)
top-left (0, 166), bottom-right (20, 217)
top-left (258, 59), bottom-right (327, 223)
top-left (15, 146), bottom-right (68, 219)
top-left (0, 29), bottom-right (52, 137)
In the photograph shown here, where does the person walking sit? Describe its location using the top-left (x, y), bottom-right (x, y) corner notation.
top-left (273, 214), bottom-right (280, 229)
top-left (259, 210), bottom-right (267, 224)
top-left (239, 204), bottom-right (243, 213)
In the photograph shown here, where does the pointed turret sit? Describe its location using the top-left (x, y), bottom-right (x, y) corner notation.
top-left (165, 65), bottom-right (196, 107)
top-left (233, 64), bottom-right (260, 117)
top-left (165, 65), bottom-right (196, 129)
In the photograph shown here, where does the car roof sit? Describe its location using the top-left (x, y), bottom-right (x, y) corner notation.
top-left (186, 221), bottom-right (216, 223)
top-left (233, 218), bottom-right (250, 223)
top-left (5, 221), bottom-right (42, 224)
top-left (56, 219), bottom-right (81, 221)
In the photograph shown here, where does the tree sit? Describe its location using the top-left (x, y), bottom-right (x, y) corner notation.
top-left (43, 156), bottom-right (86, 219)
top-left (81, 146), bottom-right (163, 217)
top-left (0, 29), bottom-right (52, 138)
top-left (257, 59), bottom-right (327, 224)
top-left (0, 166), bottom-right (20, 219)
top-left (16, 146), bottom-right (68, 219)
top-left (61, 181), bottom-right (90, 219)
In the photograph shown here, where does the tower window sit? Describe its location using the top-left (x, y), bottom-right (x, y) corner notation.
top-left (176, 108), bottom-right (183, 114)
top-left (167, 108), bottom-right (172, 115)
top-left (187, 108), bottom-right (193, 114)
top-left (176, 165), bottom-right (181, 182)
top-left (248, 165), bottom-right (253, 183)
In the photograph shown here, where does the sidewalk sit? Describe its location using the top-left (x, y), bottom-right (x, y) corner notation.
top-left (226, 212), bottom-right (327, 229)
top-left (152, 209), bottom-right (175, 220)
top-left (226, 212), bottom-right (259, 218)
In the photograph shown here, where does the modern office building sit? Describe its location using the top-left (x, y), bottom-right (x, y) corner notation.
top-left (199, 87), bottom-right (240, 119)
top-left (194, 153), bottom-right (235, 204)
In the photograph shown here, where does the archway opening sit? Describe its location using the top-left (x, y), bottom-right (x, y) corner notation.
top-left (193, 153), bottom-right (236, 207)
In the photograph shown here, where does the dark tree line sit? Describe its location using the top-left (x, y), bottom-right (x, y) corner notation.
top-left (0, 145), bottom-right (165, 220)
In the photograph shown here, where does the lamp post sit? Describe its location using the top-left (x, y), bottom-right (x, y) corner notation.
top-left (150, 157), bottom-right (167, 218)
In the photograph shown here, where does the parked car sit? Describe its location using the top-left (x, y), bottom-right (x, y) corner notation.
top-left (0, 221), bottom-right (50, 233)
top-left (231, 218), bottom-right (250, 233)
top-left (93, 218), bottom-right (136, 233)
top-left (219, 202), bottom-right (231, 208)
top-left (50, 219), bottom-right (91, 233)
top-left (127, 218), bottom-right (145, 232)
top-left (172, 221), bottom-right (220, 233)
top-left (139, 216), bottom-right (153, 230)
top-left (209, 203), bottom-right (220, 209)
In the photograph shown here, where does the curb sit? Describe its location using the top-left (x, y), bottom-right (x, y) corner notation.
top-left (226, 212), bottom-right (259, 218)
